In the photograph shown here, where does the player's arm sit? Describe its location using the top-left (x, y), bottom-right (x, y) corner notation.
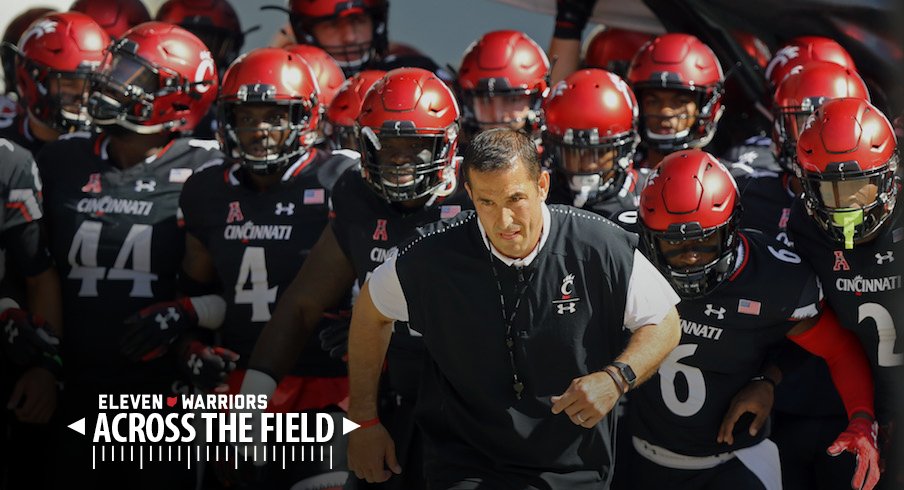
top-left (787, 308), bottom-right (880, 490)
top-left (243, 225), bottom-right (357, 387)
top-left (549, 0), bottom-right (598, 83)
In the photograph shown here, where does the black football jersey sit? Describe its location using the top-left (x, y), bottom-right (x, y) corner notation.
top-left (329, 166), bottom-right (471, 399)
top-left (789, 199), bottom-right (904, 423)
top-left (180, 149), bottom-right (358, 377)
top-left (547, 168), bottom-right (648, 233)
top-left (0, 137), bottom-right (49, 280)
top-left (38, 133), bottom-right (223, 384)
top-left (730, 165), bottom-right (796, 247)
top-left (631, 230), bottom-right (823, 456)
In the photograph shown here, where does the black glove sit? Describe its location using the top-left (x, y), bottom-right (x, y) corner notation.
top-left (121, 298), bottom-right (198, 362)
top-left (555, 0), bottom-right (598, 39)
top-left (0, 308), bottom-right (61, 377)
top-left (179, 340), bottom-right (238, 393)
top-left (319, 311), bottom-right (351, 361)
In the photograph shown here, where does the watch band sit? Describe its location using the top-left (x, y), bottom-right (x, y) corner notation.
top-left (611, 361), bottom-right (637, 389)
top-left (603, 366), bottom-right (628, 396)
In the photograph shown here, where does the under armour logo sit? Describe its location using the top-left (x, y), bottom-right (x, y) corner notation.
top-left (275, 202), bottom-right (295, 216)
top-left (4, 320), bottom-right (17, 345)
top-left (738, 151), bottom-right (758, 165)
top-left (155, 307), bottom-right (181, 331)
top-left (81, 173), bottom-right (102, 194)
top-left (226, 201), bottom-right (244, 224)
top-left (186, 353), bottom-right (203, 375)
top-left (833, 250), bottom-right (851, 271)
top-left (876, 251), bottom-right (894, 265)
top-left (556, 302), bottom-right (577, 315)
top-left (134, 179), bottom-right (156, 192)
top-left (704, 304), bottom-right (725, 320)
top-left (373, 219), bottom-right (389, 241)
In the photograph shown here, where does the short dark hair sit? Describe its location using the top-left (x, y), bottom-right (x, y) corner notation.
top-left (462, 128), bottom-right (541, 184)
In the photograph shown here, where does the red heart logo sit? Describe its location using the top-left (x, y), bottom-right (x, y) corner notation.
top-left (166, 396), bottom-right (178, 408)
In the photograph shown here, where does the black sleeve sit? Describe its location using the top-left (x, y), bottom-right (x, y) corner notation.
top-left (554, 0), bottom-right (598, 39)
top-left (0, 220), bottom-right (53, 277)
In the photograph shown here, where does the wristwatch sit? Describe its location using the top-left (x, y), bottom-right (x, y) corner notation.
top-left (610, 361), bottom-right (637, 390)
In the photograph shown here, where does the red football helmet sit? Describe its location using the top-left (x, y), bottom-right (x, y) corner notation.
top-left (287, 0), bottom-right (388, 76)
top-left (772, 61), bottom-right (869, 171)
top-left (583, 27), bottom-right (654, 77)
top-left (639, 149), bottom-right (741, 298)
top-left (87, 22), bottom-right (218, 134)
top-left (69, 0), bottom-right (151, 39)
top-left (2, 7), bottom-right (57, 94)
top-left (357, 67), bottom-right (460, 202)
top-left (14, 12), bottom-right (110, 132)
top-left (543, 69), bottom-right (640, 207)
top-left (765, 36), bottom-right (856, 88)
top-left (457, 30), bottom-right (549, 134)
top-left (796, 98), bottom-right (898, 248)
top-left (627, 33), bottom-right (725, 153)
top-left (155, 0), bottom-right (243, 71)
top-left (283, 44), bottom-right (346, 107)
top-left (218, 48), bottom-right (320, 175)
top-left (324, 69), bottom-right (384, 150)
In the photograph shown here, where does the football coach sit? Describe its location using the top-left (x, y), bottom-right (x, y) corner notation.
top-left (347, 128), bottom-right (682, 489)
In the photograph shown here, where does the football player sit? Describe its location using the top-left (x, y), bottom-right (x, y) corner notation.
top-left (457, 30), bottom-right (549, 142)
top-left (2, 12), bottom-right (110, 154)
top-left (732, 60), bottom-right (871, 490)
top-left (626, 33), bottom-right (725, 168)
top-left (125, 47), bottom-right (361, 489)
top-left (240, 67), bottom-right (469, 489)
top-left (270, 0), bottom-right (447, 80)
top-left (789, 97), bottom-right (904, 487)
top-left (631, 149), bottom-right (880, 490)
top-left (37, 22), bottom-right (220, 489)
top-left (543, 68), bottom-right (646, 230)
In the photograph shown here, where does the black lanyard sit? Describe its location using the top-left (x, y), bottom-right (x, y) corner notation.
top-left (488, 255), bottom-right (535, 400)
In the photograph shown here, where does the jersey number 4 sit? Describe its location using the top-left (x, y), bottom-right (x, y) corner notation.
top-left (67, 221), bottom-right (158, 297)
top-left (235, 247), bottom-right (277, 322)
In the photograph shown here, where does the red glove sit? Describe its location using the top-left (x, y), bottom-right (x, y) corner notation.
top-left (828, 417), bottom-right (880, 490)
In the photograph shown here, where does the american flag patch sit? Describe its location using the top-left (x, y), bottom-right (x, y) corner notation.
top-left (738, 299), bottom-right (762, 316)
top-left (440, 205), bottom-right (461, 219)
top-left (303, 188), bottom-right (325, 204)
top-left (894, 227), bottom-right (903, 243)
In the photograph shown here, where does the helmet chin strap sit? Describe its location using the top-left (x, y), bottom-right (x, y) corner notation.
top-left (569, 173), bottom-right (601, 208)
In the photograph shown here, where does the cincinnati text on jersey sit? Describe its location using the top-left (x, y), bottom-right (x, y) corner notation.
top-left (835, 274), bottom-right (902, 294)
top-left (76, 196), bottom-right (154, 216)
top-left (223, 221), bottom-right (293, 241)
top-left (680, 318), bottom-right (724, 340)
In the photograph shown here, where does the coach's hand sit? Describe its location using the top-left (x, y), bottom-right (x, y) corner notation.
top-left (551, 372), bottom-right (620, 428)
top-left (348, 422), bottom-right (401, 483)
